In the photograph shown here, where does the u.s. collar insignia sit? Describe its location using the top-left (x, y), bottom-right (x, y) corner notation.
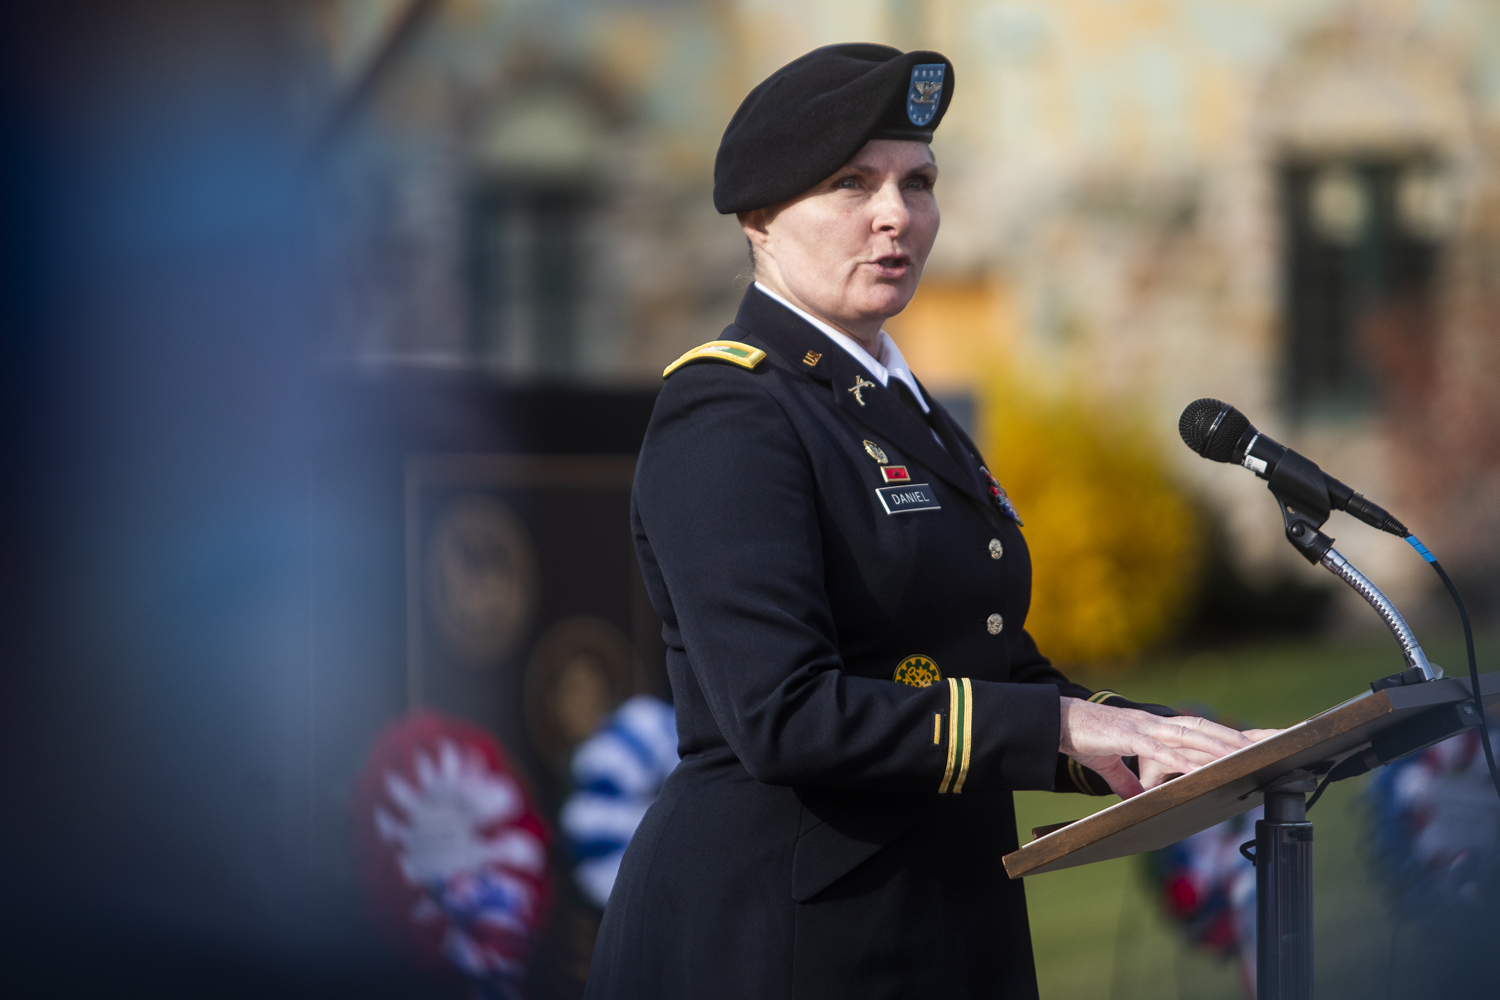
top-left (906, 64), bottom-right (945, 127)
top-left (980, 466), bottom-right (1023, 525)
top-left (862, 440), bottom-right (888, 464)
top-left (893, 654), bottom-right (942, 688)
top-left (849, 375), bottom-right (877, 406)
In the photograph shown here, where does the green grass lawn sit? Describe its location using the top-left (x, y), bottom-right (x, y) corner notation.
top-left (1018, 629), bottom-right (1497, 999)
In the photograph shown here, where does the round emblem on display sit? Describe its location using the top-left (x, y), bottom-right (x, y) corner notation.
top-left (862, 440), bottom-right (888, 464)
top-left (524, 616), bottom-right (639, 771)
top-left (426, 493), bottom-right (536, 667)
top-left (892, 654), bottom-right (942, 688)
top-left (987, 614), bottom-right (1005, 635)
top-left (988, 538), bottom-right (1004, 560)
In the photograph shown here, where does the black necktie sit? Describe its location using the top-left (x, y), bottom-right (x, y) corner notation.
top-left (890, 376), bottom-right (929, 422)
top-left (889, 377), bottom-right (949, 452)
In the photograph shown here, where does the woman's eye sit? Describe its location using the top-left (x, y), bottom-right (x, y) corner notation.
top-left (836, 177), bottom-right (861, 190)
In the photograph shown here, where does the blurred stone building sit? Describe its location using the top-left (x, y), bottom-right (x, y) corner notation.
top-left (309, 0), bottom-right (1500, 623)
top-left (290, 3), bottom-right (1500, 991)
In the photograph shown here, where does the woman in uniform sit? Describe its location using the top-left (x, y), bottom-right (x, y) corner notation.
top-left (586, 43), bottom-right (1258, 1000)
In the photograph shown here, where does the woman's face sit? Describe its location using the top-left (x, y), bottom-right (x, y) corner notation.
top-left (742, 139), bottom-right (940, 340)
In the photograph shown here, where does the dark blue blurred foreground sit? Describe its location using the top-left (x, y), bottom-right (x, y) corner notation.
top-left (0, 3), bottom-right (462, 995)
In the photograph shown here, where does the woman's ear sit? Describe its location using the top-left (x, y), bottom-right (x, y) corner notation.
top-left (740, 208), bottom-right (771, 242)
top-left (738, 209), bottom-right (770, 271)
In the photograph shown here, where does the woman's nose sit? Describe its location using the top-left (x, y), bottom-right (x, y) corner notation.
top-left (870, 180), bottom-right (910, 233)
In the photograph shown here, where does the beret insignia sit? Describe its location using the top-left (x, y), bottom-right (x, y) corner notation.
top-left (662, 340), bottom-right (767, 378)
top-left (713, 44), bottom-right (955, 214)
top-left (906, 64), bottom-right (945, 127)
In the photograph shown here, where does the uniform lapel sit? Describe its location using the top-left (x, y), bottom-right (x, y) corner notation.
top-left (828, 354), bottom-right (984, 503)
top-left (733, 287), bottom-right (991, 509)
top-left (917, 376), bottom-right (985, 483)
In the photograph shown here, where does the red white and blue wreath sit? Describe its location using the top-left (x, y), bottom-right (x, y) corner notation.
top-left (353, 710), bottom-right (552, 1000)
top-left (1366, 710), bottom-right (1500, 915)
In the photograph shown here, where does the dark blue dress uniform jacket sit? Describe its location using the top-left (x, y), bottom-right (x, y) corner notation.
top-left (586, 287), bottom-right (1156, 1000)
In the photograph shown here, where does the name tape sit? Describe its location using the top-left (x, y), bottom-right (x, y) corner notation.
top-left (876, 483), bottom-right (941, 515)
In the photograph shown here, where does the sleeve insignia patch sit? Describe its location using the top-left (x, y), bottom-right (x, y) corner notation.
top-left (662, 340), bottom-right (767, 378)
top-left (893, 654), bottom-right (942, 688)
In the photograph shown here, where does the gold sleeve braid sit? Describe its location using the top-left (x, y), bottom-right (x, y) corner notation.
top-left (938, 677), bottom-right (973, 794)
top-left (1066, 757), bottom-right (1108, 795)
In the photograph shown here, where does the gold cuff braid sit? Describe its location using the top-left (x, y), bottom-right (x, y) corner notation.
top-left (938, 678), bottom-right (973, 793)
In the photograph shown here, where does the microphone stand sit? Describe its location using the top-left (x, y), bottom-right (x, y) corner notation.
top-left (1187, 404), bottom-right (1494, 997)
top-left (1249, 481), bottom-right (1439, 1000)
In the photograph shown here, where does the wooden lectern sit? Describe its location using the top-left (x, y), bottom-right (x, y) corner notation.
top-left (1004, 672), bottom-right (1500, 1000)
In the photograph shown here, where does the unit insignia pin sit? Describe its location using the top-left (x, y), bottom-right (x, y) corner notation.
top-left (802, 350), bottom-right (822, 366)
top-left (862, 440), bottom-right (888, 464)
top-left (849, 375), bottom-right (876, 406)
top-left (980, 466), bottom-right (1024, 525)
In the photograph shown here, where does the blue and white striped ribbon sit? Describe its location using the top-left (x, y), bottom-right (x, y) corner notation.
top-left (561, 695), bottom-right (679, 907)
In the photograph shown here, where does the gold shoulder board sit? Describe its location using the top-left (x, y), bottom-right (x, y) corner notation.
top-left (662, 340), bottom-right (767, 378)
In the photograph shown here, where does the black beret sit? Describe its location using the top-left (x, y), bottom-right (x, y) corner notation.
top-left (713, 43), bottom-right (955, 215)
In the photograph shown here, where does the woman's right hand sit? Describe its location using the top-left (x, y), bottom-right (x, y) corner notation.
top-left (1059, 697), bottom-right (1256, 799)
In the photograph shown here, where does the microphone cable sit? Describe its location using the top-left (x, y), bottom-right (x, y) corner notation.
top-left (1302, 535), bottom-right (1499, 815)
top-left (1406, 535), bottom-right (1500, 805)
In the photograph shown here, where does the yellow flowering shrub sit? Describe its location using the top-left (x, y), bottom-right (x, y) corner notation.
top-left (978, 375), bottom-right (1200, 666)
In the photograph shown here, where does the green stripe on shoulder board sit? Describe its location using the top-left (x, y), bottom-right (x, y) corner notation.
top-left (662, 340), bottom-right (767, 378)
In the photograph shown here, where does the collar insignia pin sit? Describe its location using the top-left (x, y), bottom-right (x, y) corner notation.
top-left (849, 375), bottom-right (876, 406)
top-left (862, 440), bottom-right (888, 464)
top-left (802, 350), bottom-right (822, 366)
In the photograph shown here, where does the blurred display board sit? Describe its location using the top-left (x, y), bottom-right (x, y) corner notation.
top-left (366, 379), bottom-right (663, 999)
top-left (405, 451), bottom-right (666, 803)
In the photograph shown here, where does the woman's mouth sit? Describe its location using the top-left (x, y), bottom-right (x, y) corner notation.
top-left (870, 254), bottom-right (910, 278)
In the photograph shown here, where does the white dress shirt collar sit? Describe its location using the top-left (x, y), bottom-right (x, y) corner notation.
top-left (754, 281), bottom-right (929, 413)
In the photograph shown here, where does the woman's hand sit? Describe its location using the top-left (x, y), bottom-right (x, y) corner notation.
top-left (1059, 698), bottom-right (1258, 799)
top-left (1133, 729), bottom-right (1281, 788)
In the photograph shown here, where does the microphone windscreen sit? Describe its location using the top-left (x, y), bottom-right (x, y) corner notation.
top-left (1178, 398), bottom-right (1250, 463)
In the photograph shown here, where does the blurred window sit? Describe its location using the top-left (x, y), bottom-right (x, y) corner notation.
top-left (1278, 157), bottom-right (1451, 417)
top-left (472, 183), bottom-right (592, 378)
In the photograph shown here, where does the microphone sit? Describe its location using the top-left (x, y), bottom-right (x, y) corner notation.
top-left (1178, 398), bottom-right (1407, 538)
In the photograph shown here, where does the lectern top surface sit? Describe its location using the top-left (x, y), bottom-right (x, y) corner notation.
top-left (1003, 674), bottom-right (1496, 879)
